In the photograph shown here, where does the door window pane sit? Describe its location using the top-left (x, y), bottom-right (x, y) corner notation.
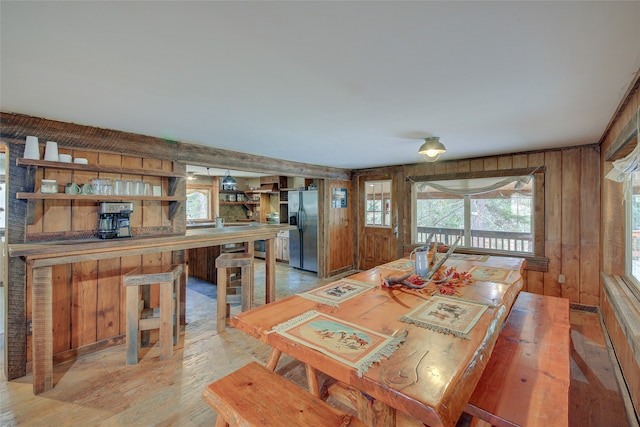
top-left (365, 180), bottom-right (391, 227)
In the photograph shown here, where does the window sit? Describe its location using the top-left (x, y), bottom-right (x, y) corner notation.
top-left (628, 171), bottom-right (640, 285)
top-left (365, 180), bottom-right (391, 227)
top-left (412, 174), bottom-right (534, 254)
top-left (186, 188), bottom-right (211, 221)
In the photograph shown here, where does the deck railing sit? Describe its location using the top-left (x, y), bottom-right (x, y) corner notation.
top-left (416, 226), bottom-right (533, 253)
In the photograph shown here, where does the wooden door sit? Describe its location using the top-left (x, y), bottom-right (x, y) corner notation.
top-left (357, 174), bottom-right (401, 270)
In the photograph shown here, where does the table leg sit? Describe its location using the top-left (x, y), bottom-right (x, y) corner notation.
top-left (265, 238), bottom-right (276, 303)
top-left (265, 348), bottom-right (281, 371)
top-left (32, 266), bottom-right (53, 394)
top-left (305, 364), bottom-right (320, 397)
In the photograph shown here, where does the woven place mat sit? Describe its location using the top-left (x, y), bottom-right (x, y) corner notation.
top-left (468, 266), bottom-right (516, 283)
top-left (297, 278), bottom-right (376, 307)
top-left (378, 259), bottom-right (414, 272)
top-left (273, 310), bottom-right (406, 377)
top-left (399, 295), bottom-right (489, 339)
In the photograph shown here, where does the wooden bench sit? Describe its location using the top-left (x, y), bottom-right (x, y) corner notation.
top-left (465, 291), bottom-right (571, 427)
top-left (203, 361), bottom-right (366, 427)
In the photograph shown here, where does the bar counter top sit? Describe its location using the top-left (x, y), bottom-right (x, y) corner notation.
top-left (9, 224), bottom-right (294, 268)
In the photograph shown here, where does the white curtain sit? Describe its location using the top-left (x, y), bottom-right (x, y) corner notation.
top-left (416, 175), bottom-right (532, 196)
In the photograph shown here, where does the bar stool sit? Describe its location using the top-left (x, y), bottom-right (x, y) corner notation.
top-left (123, 264), bottom-right (183, 365)
top-left (215, 253), bottom-right (254, 332)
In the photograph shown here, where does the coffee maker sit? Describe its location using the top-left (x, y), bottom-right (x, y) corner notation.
top-left (98, 202), bottom-right (134, 239)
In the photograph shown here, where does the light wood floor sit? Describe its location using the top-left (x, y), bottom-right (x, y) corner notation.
top-left (0, 261), bottom-right (635, 426)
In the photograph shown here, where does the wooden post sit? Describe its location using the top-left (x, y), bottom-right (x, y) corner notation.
top-left (265, 237), bottom-right (276, 303)
top-left (32, 266), bottom-right (53, 394)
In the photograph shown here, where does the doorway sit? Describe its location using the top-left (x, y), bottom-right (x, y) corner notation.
top-left (357, 174), bottom-right (401, 270)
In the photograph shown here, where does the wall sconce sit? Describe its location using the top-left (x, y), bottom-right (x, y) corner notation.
top-left (187, 172), bottom-right (197, 182)
top-left (418, 137), bottom-right (446, 162)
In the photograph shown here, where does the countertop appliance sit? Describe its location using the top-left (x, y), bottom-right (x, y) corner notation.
top-left (98, 202), bottom-right (133, 239)
top-left (288, 190), bottom-right (318, 273)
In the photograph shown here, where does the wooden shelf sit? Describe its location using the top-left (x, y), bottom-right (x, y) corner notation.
top-left (220, 201), bottom-right (258, 206)
top-left (16, 158), bottom-right (185, 178)
top-left (16, 192), bottom-right (184, 202)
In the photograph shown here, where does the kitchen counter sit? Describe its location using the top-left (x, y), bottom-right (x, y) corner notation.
top-left (8, 223), bottom-right (294, 395)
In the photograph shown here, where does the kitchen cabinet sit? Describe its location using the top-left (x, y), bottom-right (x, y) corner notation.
top-left (276, 230), bottom-right (289, 262)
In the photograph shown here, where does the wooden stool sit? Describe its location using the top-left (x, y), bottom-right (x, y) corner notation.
top-left (123, 264), bottom-right (183, 365)
top-left (215, 253), bottom-right (253, 332)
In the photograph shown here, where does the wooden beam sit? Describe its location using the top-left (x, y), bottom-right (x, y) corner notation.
top-left (0, 112), bottom-right (352, 180)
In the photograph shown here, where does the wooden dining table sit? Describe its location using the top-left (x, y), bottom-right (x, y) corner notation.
top-left (232, 254), bottom-right (526, 427)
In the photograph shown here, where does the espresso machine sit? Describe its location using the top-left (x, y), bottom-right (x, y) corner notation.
top-left (98, 202), bottom-right (134, 239)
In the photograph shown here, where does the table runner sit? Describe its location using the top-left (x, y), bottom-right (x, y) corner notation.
top-left (399, 295), bottom-right (489, 339)
top-left (297, 278), bottom-right (376, 307)
top-left (273, 310), bottom-right (407, 377)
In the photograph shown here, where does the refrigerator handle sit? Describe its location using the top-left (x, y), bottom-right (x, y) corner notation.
top-left (298, 210), bottom-right (304, 230)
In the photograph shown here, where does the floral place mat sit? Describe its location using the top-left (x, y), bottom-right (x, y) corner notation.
top-left (468, 266), bottom-right (515, 283)
top-left (378, 259), bottom-right (414, 271)
top-left (297, 279), bottom-right (376, 307)
top-left (399, 295), bottom-right (489, 339)
top-left (436, 253), bottom-right (490, 262)
top-left (273, 310), bottom-right (406, 377)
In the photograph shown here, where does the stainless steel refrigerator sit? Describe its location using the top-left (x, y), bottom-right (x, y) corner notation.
top-left (288, 190), bottom-right (318, 273)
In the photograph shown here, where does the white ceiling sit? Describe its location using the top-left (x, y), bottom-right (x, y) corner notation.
top-left (2, 1), bottom-right (639, 171)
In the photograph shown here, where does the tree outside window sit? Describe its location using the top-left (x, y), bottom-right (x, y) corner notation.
top-left (186, 188), bottom-right (211, 221)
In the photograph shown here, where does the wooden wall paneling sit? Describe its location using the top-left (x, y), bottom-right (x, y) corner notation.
top-left (579, 147), bottom-right (601, 305)
top-left (71, 261), bottom-right (98, 348)
top-left (456, 159), bottom-right (471, 173)
top-left (512, 154), bottom-right (528, 169)
top-left (42, 166), bottom-right (72, 233)
top-left (561, 149), bottom-right (581, 302)
top-left (121, 156), bottom-right (143, 230)
top-left (497, 156), bottom-right (513, 170)
top-left (328, 180), bottom-right (354, 274)
top-left (483, 157), bottom-right (498, 171)
top-left (52, 264), bottom-right (72, 354)
top-left (434, 162), bottom-right (448, 175)
top-left (119, 255), bottom-right (142, 335)
top-left (96, 153), bottom-right (122, 342)
top-left (526, 270), bottom-right (544, 295)
top-left (445, 161), bottom-right (458, 175)
top-left (26, 166), bottom-right (43, 234)
top-left (528, 152), bottom-right (545, 168)
top-left (469, 158), bottom-right (484, 172)
top-left (71, 151), bottom-right (99, 231)
top-left (142, 158), bottom-right (163, 230)
top-left (543, 151), bottom-right (562, 297)
top-left (161, 160), bottom-right (173, 227)
top-left (96, 258), bottom-right (121, 341)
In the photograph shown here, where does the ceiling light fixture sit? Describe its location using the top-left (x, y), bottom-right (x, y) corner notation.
top-left (222, 170), bottom-right (237, 190)
top-left (418, 137), bottom-right (446, 162)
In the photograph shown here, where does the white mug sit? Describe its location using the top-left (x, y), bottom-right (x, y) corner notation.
top-left (24, 136), bottom-right (40, 160)
top-left (44, 141), bottom-right (59, 162)
top-left (215, 217), bottom-right (225, 228)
